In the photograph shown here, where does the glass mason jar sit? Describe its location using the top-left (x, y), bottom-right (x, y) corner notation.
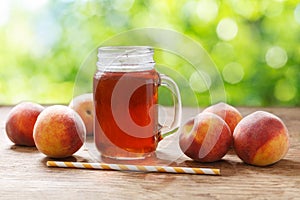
top-left (93, 46), bottom-right (181, 160)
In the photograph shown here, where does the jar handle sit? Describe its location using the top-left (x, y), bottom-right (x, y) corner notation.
top-left (158, 74), bottom-right (182, 138)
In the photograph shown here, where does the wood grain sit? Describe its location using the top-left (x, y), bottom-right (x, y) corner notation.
top-left (0, 106), bottom-right (299, 199)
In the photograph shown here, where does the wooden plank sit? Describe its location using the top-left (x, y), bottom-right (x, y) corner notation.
top-left (0, 106), bottom-right (299, 199)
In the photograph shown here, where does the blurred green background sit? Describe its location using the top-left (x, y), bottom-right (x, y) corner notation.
top-left (0, 0), bottom-right (299, 106)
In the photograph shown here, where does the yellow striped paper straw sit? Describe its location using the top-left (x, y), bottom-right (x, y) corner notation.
top-left (46, 161), bottom-right (220, 175)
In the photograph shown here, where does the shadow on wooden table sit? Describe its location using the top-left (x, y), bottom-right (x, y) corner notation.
top-left (41, 154), bottom-right (91, 164)
top-left (182, 157), bottom-right (300, 177)
top-left (9, 144), bottom-right (38, 153)
top-left (264, 159), bottom-right (300, 176)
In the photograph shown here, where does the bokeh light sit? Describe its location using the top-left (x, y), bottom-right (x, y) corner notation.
top-left (294, 4), bottom-right (300, 24)
top-left (274, 79), bottom-right (297, 102)
top-left (264, 1), bottom-right (283, 18)
top-left (229, 0), bottom-right (256, 20)
top-left (189, 71), bottom-right (211, 93)
top-left (216, 18), bottom-right (238, 41)
top-left (222, 62), bottom-right (244, 84)
top-left (211, 42), bottom-right (235, 63)
top-left (265, 46), bottom-right (288, 69)
top-left (196, 0), bottom-right (219, 23)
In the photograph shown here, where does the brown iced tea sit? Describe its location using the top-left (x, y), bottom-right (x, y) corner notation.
top-left (93, 69), bottom-right (161, 159)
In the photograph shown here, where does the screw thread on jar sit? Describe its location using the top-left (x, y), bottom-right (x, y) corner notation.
top-left (96, 46), bottom-right (155, 72)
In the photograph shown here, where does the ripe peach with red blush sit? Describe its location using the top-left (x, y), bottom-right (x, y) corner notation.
top-left (179, 112), bottom-right (232, 162)
top-left (233, 111), bottom-right (289, 166)
top-left (33, 105), bottom-right (85, 158)
top-left (5, 102), bottom-right (44, 146)
top-left (69, 93), bottom-right (94, 136)
top-left (202, 102), bottom-right (242, 134)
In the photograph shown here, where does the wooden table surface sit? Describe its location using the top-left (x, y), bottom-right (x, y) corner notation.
top-left (0, 106), bottom-right (299, 199)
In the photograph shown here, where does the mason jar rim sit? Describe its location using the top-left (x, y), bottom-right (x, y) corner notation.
top-left (96, 46), bottom-right (155, 72)
top-left (98, 46), bottom-right (154, 57)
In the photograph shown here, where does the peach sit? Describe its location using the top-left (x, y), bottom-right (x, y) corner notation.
top-left (33, 105), bottom-right (85, 158)
top-left (179, 112), bottom-right (232, 162)
top-left (5, 102), bottom-right (44, 146)
top-left (202, 102), bottom-right (243, 134)
top-left (233, 111), bottom-right (289, 166)
top-left (69, 93), bottom-right (94, 136)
